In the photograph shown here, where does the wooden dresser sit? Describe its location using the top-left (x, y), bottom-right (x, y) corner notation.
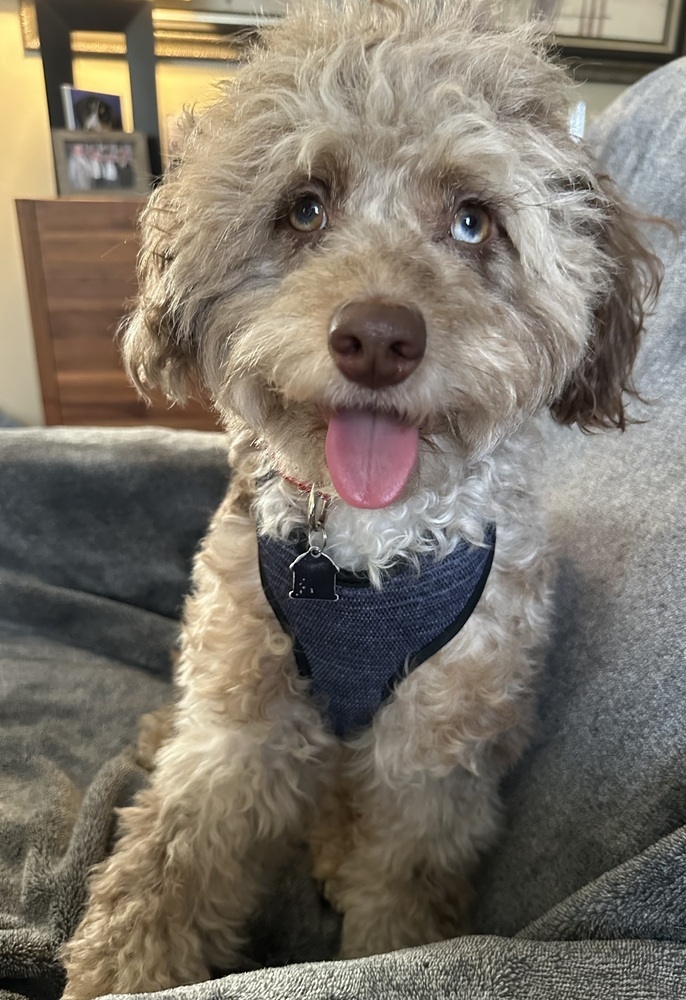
top-left (16, 198), bottom-right (219, 430)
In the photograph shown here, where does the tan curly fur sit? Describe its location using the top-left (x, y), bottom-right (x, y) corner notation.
top-left (62, 1), bottom-right (660, 996)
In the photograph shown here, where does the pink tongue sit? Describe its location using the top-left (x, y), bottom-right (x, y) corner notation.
top-left (325, 409), bottom-right (419, 509)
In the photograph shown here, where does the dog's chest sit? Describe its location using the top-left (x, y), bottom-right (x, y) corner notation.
top-left (258, 526), bottom-right (495, 738)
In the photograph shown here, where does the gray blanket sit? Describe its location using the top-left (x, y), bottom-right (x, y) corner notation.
top-left (2, 58), bottom-right (686, 999)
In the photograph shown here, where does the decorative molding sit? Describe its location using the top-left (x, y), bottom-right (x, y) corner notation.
top-left (18, 1), bottom-right (276, 61)
top-left (20, 0), bottom-right (684, 71)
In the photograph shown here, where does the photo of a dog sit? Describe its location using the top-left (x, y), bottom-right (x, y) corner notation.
top-left (61, 87), bottom-right (124, 132)
top-left (74, 95), bottom-right (122, 132)
top-left (62, 1), bottom-right (660, 996)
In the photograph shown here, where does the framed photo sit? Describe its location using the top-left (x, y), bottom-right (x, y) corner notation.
top-left (514, 0), bottom-right (685, 59)
top-left (60, 86), bottom-right (123, 132)
top-left (52, 131), bottom-right (151, 198)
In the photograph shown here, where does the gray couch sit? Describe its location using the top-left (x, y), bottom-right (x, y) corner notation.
top-left (1, 58), bottom-right (686, 1000)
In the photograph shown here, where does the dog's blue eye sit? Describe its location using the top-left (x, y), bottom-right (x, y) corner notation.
top-left (450, 204), bottom-right (492, 245)
top-left (288, 195), bottom-right (328, 233)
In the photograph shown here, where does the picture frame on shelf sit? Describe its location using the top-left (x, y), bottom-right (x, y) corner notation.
top-left (60, 86), bottom-right (123, 132)
top-left (52, 130), bottom-right (151, 198)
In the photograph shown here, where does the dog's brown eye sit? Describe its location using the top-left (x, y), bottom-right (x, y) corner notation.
top-left (450, 203), bottom-right (492, 245)
top-left (288, 195), bottom-right (327, 233)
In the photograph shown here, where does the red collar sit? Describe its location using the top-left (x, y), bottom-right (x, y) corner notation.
top-left (279, 473), bottom-right (331, 502)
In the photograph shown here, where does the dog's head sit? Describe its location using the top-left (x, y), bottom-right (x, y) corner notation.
top-left (123, 0), bottom-right (660, 508)
top-left (75, 96), bottom-right (118, 132)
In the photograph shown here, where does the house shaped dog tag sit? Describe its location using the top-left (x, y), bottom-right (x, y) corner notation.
top-left (289, 549), bottom-right (339, 601)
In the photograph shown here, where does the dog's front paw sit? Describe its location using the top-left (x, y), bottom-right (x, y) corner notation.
top-left (61, 894), bottom-right (210, 1000)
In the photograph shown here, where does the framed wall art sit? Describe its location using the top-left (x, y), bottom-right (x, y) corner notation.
top-left (513, 0), bottom-right (685, 60)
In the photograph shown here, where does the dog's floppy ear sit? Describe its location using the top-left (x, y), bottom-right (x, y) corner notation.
top-left (550, 174), bottom-right (662, 431)
top-left (120, 187), bottom-right (201, 404)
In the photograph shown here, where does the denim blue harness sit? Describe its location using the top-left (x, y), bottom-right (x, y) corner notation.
top-left (258, 525), bottom-right (496, 739)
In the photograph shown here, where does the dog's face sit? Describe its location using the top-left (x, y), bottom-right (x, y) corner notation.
top-left (75, 97), bottom-right (117, 132)
top-left (123, 0), bottom-right (659, 508)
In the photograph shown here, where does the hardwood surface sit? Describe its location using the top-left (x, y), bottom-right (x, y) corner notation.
top-left (16, 198), bottom-right (219, 430)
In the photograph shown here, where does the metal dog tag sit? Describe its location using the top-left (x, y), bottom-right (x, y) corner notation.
top-left (289, 548), bottom-right (339, 601)
top-left (289, 484), bottom-right (339, 601)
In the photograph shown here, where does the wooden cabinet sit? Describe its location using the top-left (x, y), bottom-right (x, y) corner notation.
top-left (16, 198), bottom-right (219, 430)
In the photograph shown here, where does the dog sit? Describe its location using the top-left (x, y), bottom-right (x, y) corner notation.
top-left (62, 1), bottom-right (660, 995)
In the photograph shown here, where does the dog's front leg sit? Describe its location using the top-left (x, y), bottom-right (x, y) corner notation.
top-left (332, 764), bottom-right (499, 958)
top-left (63, 506), bottom-right (328, 1000)
top-left (332, 625), bottom-right (535, 958)
top-left (62, 703), bottom-right (325, 999)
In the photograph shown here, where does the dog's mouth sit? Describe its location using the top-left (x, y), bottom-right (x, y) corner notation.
top-left (324, 408), bottom-right (419, 510)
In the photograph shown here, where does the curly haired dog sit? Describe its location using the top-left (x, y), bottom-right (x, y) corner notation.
top-left (62, 1), bottom-right (660, 995)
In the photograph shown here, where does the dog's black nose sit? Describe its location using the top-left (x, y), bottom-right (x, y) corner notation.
top-left (328, 301), bottom-right (426, 389)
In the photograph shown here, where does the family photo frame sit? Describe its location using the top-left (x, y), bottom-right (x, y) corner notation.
top-left (51, 130), bottom-right (151, 198)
